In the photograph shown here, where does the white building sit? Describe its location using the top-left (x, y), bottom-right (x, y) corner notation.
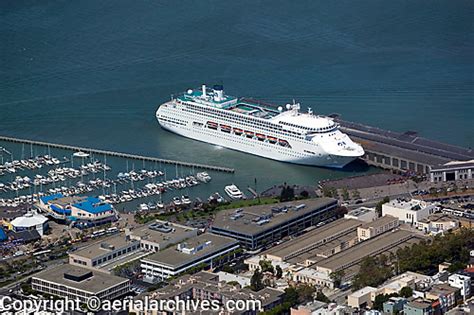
top-left (382, 198), bottom-right (436, 225)
top-left (448, 274), bottom-right (471, 299)
top-left (10, 211), bottom-right (48, 236)
top-left (417, 214), bottom-right (459, 234)
top-left (344, 207), bottom-right (377, 222)
top-left (140, 233), bottom-right (240, 282)
top-left (430, 160), bottom-right (474, 182)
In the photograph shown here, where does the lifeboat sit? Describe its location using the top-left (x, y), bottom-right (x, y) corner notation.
top-left (245, 131), bottom-right (254, 138)
top-left (256, 133), bottom-right (266, 141)
top-left (220, 124), bottom-right (231, 133)
top-left (267, 136), bottom-right (277, 143)
top-left (278, 139), bottom-right (290, 147)
top-left (207, 121), bottom-right (218, 129)
top-left (233, 128), bottom-right (243, 135)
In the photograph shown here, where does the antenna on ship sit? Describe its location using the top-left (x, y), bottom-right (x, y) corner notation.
top-left (308, 107), bottom-right (313, 115)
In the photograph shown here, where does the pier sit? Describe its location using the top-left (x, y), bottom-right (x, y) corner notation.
top-left (0, 135), bottom-right (235, 173)
top-left (332, 116), bottom-right (474, 174)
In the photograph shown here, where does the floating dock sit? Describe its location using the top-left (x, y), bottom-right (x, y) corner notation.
top-left (332, 116), bottom-right (474, 174)
top-left (0, 135), bottom-right (235, 173)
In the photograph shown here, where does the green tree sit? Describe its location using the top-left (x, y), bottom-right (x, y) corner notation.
top-left (352, 256), bottom-right (393, 290)
top-left (315, 291), bottom-right (331, 303)
top-left (375, 196), bottom-right (390, 217)
top-left (341, 187), bottom-right (350, 200)
top-left (280, 184), bottom-right (295, 202)
top-left (275, 265), bottom-right (283, 279)
top-left (330, 270), bottom-right (345, 288)
top-left (250, 269), bottom-right (264, 291)
top-left (399, 286), bottom-right (413, 298)
top-left (296, 284), bottom-right (316, 304)
top-left (259, 259), bottom-right (275, 274)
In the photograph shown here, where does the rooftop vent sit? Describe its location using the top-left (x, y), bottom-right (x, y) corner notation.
top-left (64, 270), bottom-right (93, 282)
top-left (149, 222), bottom-right (173, 233)
top-left (100, 243), bottom-right (115, 250)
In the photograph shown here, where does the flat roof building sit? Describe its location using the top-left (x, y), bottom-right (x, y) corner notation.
top-left (210, 198), bottom-right (338, 250)
top-left (125, 220), bottom-right (197, 252)
top-left (382, 198), bottom-right (436, 225)
top-left (31, 263), bottom-right (130, 303)
top-left (417, 213), bottom-right (459, 234)
top-left (344, 206), bottom-right (377, 222)
top-left (69, 234), bottom-right (141, 272)
top-left (315, 229), bottom-right (417, 276)
top-left (357, 215), bottom-right (399, 241)
top-left (141, 233), bottom-right (240, 282)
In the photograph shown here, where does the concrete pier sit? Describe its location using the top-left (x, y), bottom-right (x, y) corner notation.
top-left (0, 135), bottom-right (235, 173)
top-left (333, 117), bottom-right (474, 174)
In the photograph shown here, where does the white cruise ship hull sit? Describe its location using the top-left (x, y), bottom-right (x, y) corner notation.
top-left (156, 104), bottom-right (358, 168)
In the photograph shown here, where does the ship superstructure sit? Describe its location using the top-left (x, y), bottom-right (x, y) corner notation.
top-left (156, 85), bottom-right (364, 168)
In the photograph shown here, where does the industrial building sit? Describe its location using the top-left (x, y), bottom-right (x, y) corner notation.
top-left (382, 198), bottom-right (436, 225)
top-left (357, 215), bottom-right (399, 241)
top-left (344, 206), bottom-right (377, 222)
top-left (210, 198), bottom-right (338, 250)
top-left (140, 233), bottom-right (240, 282)
top-left (31, 264), bottom-right (130, 303)
top-left (430, 160), bottom-right (474, 182)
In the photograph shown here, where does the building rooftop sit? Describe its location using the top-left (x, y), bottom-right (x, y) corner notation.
top-left (71, 234), bottom-right (138, 260)
top-left (350, 286), bottom-right (377, 298)
top-left (407, 299), bottom-right (432, 309)
top-left (385, 198), bottom-right (431, 211)
top-left (212, 198), bottom-right (337, 237)
top-left (431, 160), bottom-right (474, 171)
top-left (263, 218), bottom-right (361, 261)
top-left (345, 207), bottom-right (376, 218)
top-left (359, 215), bottom-right (398, 230)
top-left (419, 213), bottom-right (457, 224)
top-left (10, 211), bottom-right (47, 227)
top-left (33, 263), bottom-right (129, 294)
top-left (316, 230), bottom-right (416, 272)
top-left (142, 233), bottom-right (239, 268)
top-left (126, 220), bottom-right (196, 245)
top-left (73, 197), bottom-right (113, 214)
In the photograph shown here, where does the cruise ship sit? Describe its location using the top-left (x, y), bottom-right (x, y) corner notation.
top-left (156, 85), bottom-right (364, 168)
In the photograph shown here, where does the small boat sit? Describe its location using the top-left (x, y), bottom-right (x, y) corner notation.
top-left (206, 121), bottom-right (218, 130)
top-left (173, 196), bottom-right (182, 206)
top-left (233, 128), bottom-right (243, 135)
top-left (73, 151), bottom-right (90, 158)
top-left (278, 139), bottom-right (290, 147)
top-left (220, 125), bottom-right (231, 133)
top-left (256, 133), bottom-right (266, 141)
top-left (267, 136), bottom-right (277, 143)
top-left (224, 184), bottom-right (243, 200)
top-left (196, 172), bottom-right (211, 183)
top-left (245, 131), bottom-right (254, 138)
top-left (181, 195), bottom-right (192, 205)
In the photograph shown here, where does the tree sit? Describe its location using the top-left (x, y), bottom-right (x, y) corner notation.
top-left (341, 187), bottom-right (350, 200)
top-left (283, 287), bottom-right (299, 307)
top-left (372, 293), bottom-right (398, 311)
top-left (330, 270), bottom-right (345, 288)
top-left (296, 284), bottom-right (316, 304)
top-left (375, 196), bottom-right (390, 217)
top-left (300, 190), bottom-right (309, 199)
top-left (259, 259), bottom-right (274, 274)
top-left (399, 286), bottom-right (413, 298)
top-left (275, 265), bottom-right (283, 279)
top-left (280, 184), bottom-right (295, 202)
top-left (352, 256), bottom-right (393, 290)
top-left (250, 269), bottom-right (264, 291)
top-left (315, 291), bottom-right (331, 303)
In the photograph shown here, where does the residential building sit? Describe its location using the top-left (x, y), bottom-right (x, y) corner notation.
top-left (382, 198), bottom-right (436, 225)
top-left (291, 301), bottom-right (355, 315)
top-left (210, 198), bottom-right (339, 250)
top-left (357, 215), bottom-right (399, 241)
top-left (403, 299), bottom-right (433, 315)
top-left (125, 220), bottom-right (197, 252)
top-left (344, 206), bottom-right (377, 222)
top-left (31, 263), bottom-right (130, 304)
top-left (10, 211), bottom-right (48, 236)
top-left (383, 297), bottom-right (407, 314)
top-left (425, 284), bottom-right (460, 313)
top-left (448, 274), bottom-right (471, 299)
top-left (417, 213), bottom-right (459, 234)
top-left (347, 286), bottom-right (378, 308)
top-left (130, 271), bottom-right (283, 315)
top-left (140, 233), bottom-right (240, 282)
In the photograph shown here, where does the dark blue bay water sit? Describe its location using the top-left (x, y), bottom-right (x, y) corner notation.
top-left (1, 1), bottom-right (473, 203)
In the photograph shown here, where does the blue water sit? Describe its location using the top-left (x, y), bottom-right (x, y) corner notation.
top-left (1, 1), bottom-right (473, 202)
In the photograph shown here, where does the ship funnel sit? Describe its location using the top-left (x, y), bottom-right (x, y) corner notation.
top-left (202, 84), bottom-right (207, 98)
top-left (213, 85), bottom-right (224, 102)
